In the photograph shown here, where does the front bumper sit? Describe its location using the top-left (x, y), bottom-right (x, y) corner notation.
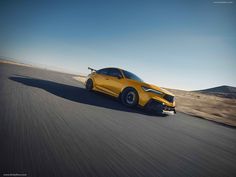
top-left (163, 105), bottom-right (176, 113)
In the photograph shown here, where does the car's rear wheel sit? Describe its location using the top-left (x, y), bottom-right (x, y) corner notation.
top-left (121, 88), bottom-right (138, 107)
top-left (86, 79), bottom-right (93, 91)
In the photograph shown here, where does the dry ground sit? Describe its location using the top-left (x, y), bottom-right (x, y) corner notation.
top-left (166, 88), bottom-right (236, 127)
top-left (0, 60), bottom-right (32, 67)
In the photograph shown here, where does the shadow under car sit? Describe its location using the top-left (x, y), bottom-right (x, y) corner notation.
top-left (9, 75), bottom-right (163, 116)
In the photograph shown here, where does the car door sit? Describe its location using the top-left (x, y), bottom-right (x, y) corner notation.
top-left (104, 68), bottom-right (125, 96)
top-left (93, 68), bottom-right (109, 91)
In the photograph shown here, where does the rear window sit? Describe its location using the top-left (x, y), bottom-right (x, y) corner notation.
top-left (96, 68), bottom-right (109, 75)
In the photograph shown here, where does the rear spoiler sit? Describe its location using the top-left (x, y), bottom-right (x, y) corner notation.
top-left (88, 67), bottom-right (97, 73)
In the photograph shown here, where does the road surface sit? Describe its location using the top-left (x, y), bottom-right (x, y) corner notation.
top-left (0, 63), bottom-right (236, 177)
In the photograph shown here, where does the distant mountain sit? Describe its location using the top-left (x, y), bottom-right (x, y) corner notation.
top-left (197, 85), bottom-right (236, 99)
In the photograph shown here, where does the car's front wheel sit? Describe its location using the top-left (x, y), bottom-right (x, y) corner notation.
top-left (85, 79), bottom-right (93, 91)
top-left (121, 88), bottom-right (138, 107)
top-left (145, 100), bottom-right (164, 115)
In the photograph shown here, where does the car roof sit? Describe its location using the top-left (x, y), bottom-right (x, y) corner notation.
top-left (100, 67), bottom-right (123, 71)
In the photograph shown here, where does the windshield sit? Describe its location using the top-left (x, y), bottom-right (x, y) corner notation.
top-left (122, 70), bottom-right (143, 82)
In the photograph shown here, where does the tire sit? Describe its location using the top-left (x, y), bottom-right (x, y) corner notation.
top-left (121, 88), bottom-right (138, 107)
top-left (85, 79), bottom-right (93, 91)
top-left (145, 100), bottom-right (163, 115)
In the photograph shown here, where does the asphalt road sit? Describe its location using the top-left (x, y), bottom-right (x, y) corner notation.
top-left (1, 63), bottom-right (236, 177)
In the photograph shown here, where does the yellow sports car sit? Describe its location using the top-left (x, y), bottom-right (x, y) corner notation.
top-left (85, 67), bottom-right (176, 114)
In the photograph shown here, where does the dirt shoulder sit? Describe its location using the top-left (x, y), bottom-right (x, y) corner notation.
top-left (0, 59), bottom-right (32, 67)
top-left (166, 88), bottom-right (236, 127)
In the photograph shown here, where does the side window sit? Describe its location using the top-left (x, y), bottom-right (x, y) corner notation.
top-left (107, 68), bottom-right (122, 78)
top-left (96, 69), bottom-right (109, 75)
top-left (123, 70), bottom-right (143, 82)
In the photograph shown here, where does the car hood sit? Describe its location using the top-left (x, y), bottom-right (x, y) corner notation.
top-left (141, 82), bottom-right (175, 96)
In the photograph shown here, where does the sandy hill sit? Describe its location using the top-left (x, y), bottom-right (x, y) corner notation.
top-left (167, 88), bottom-right (236, 127)
top-left (197, 85), bottom-right (236, 99)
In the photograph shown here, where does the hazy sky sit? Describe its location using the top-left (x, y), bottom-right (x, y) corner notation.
top-left (0, 0), bottom-right (235, 90)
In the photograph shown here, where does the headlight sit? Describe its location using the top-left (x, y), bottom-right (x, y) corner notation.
top-left (141, 86), bottom-right (163, 95)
